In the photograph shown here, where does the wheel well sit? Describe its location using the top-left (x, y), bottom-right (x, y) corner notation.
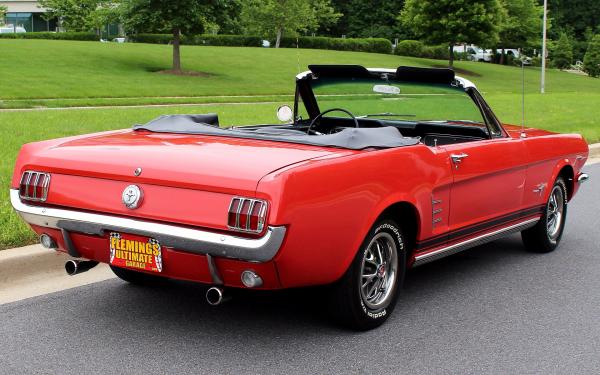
top-left (378, 202), bottom-right (419, 254)
top-left (557, 165), bottom-right (574, 200)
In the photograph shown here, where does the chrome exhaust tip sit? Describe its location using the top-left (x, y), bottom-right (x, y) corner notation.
top-left (206, 286), bottom-right (228, 306)
top-left (65, 260), bottom-right (99, 276)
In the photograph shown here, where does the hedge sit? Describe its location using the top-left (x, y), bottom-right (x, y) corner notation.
top-left (0, 32), bottom-right (97, 41)
top-left (129, 33), bottom-right (263, 47)
top-left (275, 36), bottom-right (392, 54)
top-left (0, 31), bottom-right (393, 55)
top-left (394, 40), bottom-right (449, 60)
top-left (394, 40), bottom-right (425, 57)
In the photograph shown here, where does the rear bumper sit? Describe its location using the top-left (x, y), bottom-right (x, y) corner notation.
top-left (10, 189), bottom-right (286, 263)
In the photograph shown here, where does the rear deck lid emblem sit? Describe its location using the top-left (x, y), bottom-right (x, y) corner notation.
top-left (122, 185), bottom-right (143, 209)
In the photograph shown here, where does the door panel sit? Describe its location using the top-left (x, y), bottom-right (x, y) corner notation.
top-left (443, 138), bottom-right (527, 235)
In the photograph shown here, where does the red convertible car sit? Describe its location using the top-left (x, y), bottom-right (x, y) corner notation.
top-left (11, 65), bottom-right (589, 330)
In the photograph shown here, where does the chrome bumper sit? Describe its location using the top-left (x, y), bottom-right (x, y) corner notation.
top-left (10, 189), bottom-right (286, 263)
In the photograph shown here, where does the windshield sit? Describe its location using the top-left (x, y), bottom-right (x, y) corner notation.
top-left (300, 78), bottom-right (486, 126)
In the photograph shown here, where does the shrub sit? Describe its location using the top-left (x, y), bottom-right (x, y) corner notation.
top-left (421, 45), bottom-right (449, 60)
top-left (552, 33), bottom-right (573, 69)
top-left (584, 35), bottom-right (600, 77)
top-left (276, 36), bottom-right (392, 54)
top-left (394, 40), bottom-right (424, 57)
top-left (0, 32), bottom-right (97, 41)
top-left (128, 33), bottom-right (263, 47)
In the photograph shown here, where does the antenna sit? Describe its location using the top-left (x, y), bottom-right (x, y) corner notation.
top-left (520, 59), bottom-right (526, 138)
top-left (296, 36), bottom-right (300, 74)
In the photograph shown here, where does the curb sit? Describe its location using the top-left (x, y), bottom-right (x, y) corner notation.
top-left (0, 245), bottom-right (114, 305)
top-left (589, 143), bottom-right (600, 159)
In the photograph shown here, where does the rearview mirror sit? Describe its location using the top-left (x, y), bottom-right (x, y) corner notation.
top-left (277, 105), bottom-right (293, 123)
top-left (373, 85), bottom-right (400, 95)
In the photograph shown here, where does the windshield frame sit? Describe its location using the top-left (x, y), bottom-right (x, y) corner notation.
top-left (294, 67), bottom-right (507, 139)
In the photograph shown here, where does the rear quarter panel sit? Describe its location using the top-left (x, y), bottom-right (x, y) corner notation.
top-left (257, 144), bottom-right (453, 288)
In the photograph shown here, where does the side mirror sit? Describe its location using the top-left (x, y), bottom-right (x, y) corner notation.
top-left (276, 105), bottom-right (293, 123)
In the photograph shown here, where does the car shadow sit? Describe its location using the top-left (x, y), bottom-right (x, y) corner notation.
top-left (61, 234), bottom-right (541, 340)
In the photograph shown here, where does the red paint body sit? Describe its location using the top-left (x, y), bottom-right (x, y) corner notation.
top-left (11, 120), bottom-right (588, 289)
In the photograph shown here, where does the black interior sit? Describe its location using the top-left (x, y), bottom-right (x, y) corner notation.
top-left (292, 117), bottom-right (488, 146)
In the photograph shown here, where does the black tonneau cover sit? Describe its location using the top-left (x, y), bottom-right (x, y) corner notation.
top-left (134, 115), bottom-right (419, 150)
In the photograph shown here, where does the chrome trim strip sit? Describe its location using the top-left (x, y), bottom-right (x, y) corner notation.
top-left (413, 218), bottom-right (539, 267)
top-left (10, 189), bottom-right (286, 263)
top-left (577, 173), bottom-right (589, 184)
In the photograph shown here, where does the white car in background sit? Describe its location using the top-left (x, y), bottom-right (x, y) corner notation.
top-left (0, 25), bottom-right (26, 33)
top-left (454, 45), bottom-right (493, 62)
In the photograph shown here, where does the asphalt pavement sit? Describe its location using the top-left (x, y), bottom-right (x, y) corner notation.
top-left (1, 163), bottom-right (599, 374)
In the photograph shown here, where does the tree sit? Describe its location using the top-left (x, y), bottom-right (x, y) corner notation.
top-left (122, 0), bottom-right (214, 73)
top-left (400, 0), bottom-right (505, 67)
top-left (584, 35), bottom-right (600, 77)
top-left (0, 5), bottom-right (7, 26)
top-left (86, 2), bottom-right (122, 36)
top-left (39, 0), bottom-right (102, 31)
top-left (552, 33), bottom-right (573, 69)
top-left (240, 0), bottom-right (340, 48)
top-left (498, 0), bottom-right (542, 63)
top-left (324, 0), bottom-right (406, 40)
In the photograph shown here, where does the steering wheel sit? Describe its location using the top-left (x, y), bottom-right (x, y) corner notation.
top-left (306, 108), bottom-right (359, 135)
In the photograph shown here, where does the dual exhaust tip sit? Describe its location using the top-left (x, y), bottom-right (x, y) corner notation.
top-left (65, 260), bottom-right (99, 276)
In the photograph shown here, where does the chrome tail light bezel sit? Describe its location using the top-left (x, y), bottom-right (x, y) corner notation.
top-left (19, 171), bottom-right (51, 202)
top-left (227, 197), bottom-right (268, 234)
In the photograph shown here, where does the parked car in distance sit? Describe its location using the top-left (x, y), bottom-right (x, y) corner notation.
top-left (455, 44), bottom-right (493, 62)
top-left (11, 65), bottom-right (589, 330)
top-left (0, 25), bottom-right (26, 33)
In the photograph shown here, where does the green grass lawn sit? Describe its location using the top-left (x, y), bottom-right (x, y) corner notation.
top-left (0, 39), bottom-right (599, 249)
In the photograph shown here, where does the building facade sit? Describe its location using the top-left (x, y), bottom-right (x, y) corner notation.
top-left (1, 1), bottom-right (57, 32)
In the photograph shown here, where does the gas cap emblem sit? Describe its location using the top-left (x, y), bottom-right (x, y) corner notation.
top-left (122, 185), bottom-right (143, 209)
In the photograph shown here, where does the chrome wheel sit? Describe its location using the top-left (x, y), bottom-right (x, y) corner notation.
top-left (546, 185), bottom-right (565, 241)
top-left (359, 232), bottom-right (398, 310)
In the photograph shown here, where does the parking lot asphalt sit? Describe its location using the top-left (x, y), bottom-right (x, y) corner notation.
top-left (0, 163), bottom-right (598, 374)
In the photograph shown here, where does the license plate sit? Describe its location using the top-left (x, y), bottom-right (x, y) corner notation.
top-left (109, 232), bottom-right (163, 273)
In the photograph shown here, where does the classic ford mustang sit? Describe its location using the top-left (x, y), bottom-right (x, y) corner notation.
top-left (11, 65), bottom-right (589, 330)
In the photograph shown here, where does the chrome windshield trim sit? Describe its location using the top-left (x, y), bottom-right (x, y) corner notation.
top-left (10, 189), bottom-right (286, 263)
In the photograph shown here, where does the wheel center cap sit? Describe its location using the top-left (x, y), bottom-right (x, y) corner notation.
top-left (377, 264), bottom-right (386, 278)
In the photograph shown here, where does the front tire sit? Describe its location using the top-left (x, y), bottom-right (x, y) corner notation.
top-left (330, 219), bottom-right (406, 330)
top-left (521, 177), bottom-right (568, 253)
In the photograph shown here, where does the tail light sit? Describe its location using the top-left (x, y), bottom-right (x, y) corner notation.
top-left (228, 197), bottom-right (268, 233)
top-left (19, 171), bottom-right (51, 202)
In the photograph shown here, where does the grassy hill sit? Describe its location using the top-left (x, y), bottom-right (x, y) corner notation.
top-left (0, 39), bottom-right (599, 249)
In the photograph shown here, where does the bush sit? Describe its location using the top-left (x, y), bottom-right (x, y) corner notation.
top-left (584, 35), bottom-right (600, 77)
top-left (0, 32), bottom-right (97, 41)
top-left (129, 33), bottom-right (263, 47)
top-left (394, 40), bottom-right (424, 57)
top-left (421, 45), bottom-right (449, 60)
top-left (276, 36), bottom-right (392, 54)
top-left (552, 33), bottom-right (573, 69)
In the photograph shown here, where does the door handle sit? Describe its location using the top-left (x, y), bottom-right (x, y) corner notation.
top-left (450, 153), bottom-right (469, 166)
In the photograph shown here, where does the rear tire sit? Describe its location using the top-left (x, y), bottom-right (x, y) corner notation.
top-left (521, 177), bottom-right (568, 253)
top-left (110, 265), bottom-right (166, 286)
top-left (329, 219), bottom-right (406, 331)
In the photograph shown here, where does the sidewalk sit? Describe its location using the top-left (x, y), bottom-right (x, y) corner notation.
top-left (0, 245), bottom-right (114, 305)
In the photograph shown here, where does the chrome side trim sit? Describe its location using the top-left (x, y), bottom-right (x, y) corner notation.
top-left (413, 218), bottom-right (539, 267)
top-left (577, 173), bottom-right (589, 184)
top-left (10, 189), bottom-right (286, 263)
